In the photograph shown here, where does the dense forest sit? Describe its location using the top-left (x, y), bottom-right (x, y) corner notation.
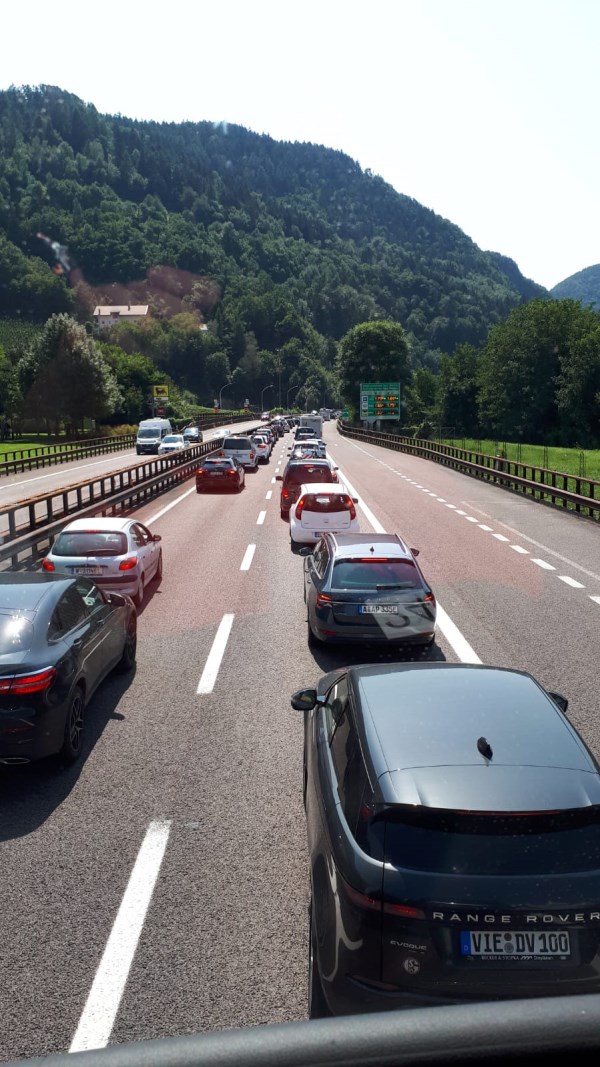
top-left (0, 84), bottom-right (547, 423)
top-left (2, 85), bottom-right (597, 446)
top-left (552, 264), bottom-right (600, 308)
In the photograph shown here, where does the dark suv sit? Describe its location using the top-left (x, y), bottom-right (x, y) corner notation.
top-left (276, 460), bottom-right (339, 518)
top-left (292, 663), bottom-right (600, 1018)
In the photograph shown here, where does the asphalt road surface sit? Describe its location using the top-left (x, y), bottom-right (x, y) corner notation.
top-left (1, 422), bottom-right (599, 1060)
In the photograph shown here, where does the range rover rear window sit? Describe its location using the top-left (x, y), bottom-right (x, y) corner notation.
top-left (382, 808), bottom-right (600, 875)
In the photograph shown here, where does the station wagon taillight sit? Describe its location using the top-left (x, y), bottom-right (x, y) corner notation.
top-left (316, 592), bottom-right (333, 608)
top-left (0, 667), bottom-right (57, 696)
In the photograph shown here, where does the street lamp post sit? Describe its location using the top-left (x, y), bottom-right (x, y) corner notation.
top-left (218, 381), bottom-right (231, 409)
top-left (261, 383), bottom-right (274, 411)
top-left (286, 385), bottom-right (300, 410)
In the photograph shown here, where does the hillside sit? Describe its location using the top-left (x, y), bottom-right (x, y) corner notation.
top-left (0, 85), bottom-right (546, 397)
top-left (551, 264), bottom-right (600, 307)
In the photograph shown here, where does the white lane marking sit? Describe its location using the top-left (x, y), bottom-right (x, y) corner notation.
top-left (589, 596), bottom-right (600, 606)
top-left (478, 524), bottom-right (493, 531)
top-left (197, 614), bottom-right (235, 694)
top-left (510, 544), bottom-right (529, 554)
top-left (558, 575), bottom-right (585, 589)
top-left (240, 544), bottom-right (256, 571)
top-left (69, 820), bottom-right (172, 1052)
top-left (257, 510), bottom-right (266, 525)
top-left (464, 516), bottom-right (478, 523)
top-left (146, 487), bottom-right (196, 524)
top-left (532, 558), bottom-right (556, 570)
top-left (455, 509), bottom-right (466, 516)
top-left (335, 463), bottom-right (483, 663)
top-left (6, 455), bottom-right (133, 489)
top-left (493, 533), bottom-right (510, 542)
top-left (266, 490), bottom-right (272, 500)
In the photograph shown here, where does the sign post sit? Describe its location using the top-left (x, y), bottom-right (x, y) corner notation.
top-left (359, 382), bottom-right (401, 427)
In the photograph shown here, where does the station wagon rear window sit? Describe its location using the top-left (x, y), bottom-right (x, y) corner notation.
top-left (52, 531), bottom-right (129, 557)
top-left (332, 558), bottom-right (420, 590)
top-left (285, 466), bottom-right (332, 486)
top-left (223, 439), bottom-right (252, 448)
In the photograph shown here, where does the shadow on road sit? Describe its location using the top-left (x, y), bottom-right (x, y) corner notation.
top-left (308, 637), bottom-right (446, 675)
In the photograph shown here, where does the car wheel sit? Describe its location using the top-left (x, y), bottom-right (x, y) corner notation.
top-left (307, 617), bottom-right (319, 647)
top-left (133, 573), bottom-right (145, 609)
top-left (237, 480), bottom-right (243, 493)
top-left (116, 617), bottom-right (137, 673)
top-left (60, 685), bottom-right (85, 764)
top-left (308, 901), bottom-right (329, 1019)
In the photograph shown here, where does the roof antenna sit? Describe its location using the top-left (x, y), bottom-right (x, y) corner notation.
top-left (370, 545), bottom-right (375, 553)
top-left (477, 737), bottom-right (493, 760)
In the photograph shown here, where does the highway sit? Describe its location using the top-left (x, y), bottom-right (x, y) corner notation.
top-left (0, 422), bottom-right (599, 1060)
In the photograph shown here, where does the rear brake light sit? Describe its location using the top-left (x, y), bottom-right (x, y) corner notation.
top-left (0, 667), bottom-right (57, 696)
top-left (41, 558), bottom-right (55, 572)
top-left (282, 488), bottom-right (289, 499)
top-left (383, 902), bottom-right (426, 919)
top-left (296, 496), bottom-right (305, 518)
top-left (342, 880), bottom-right (381, 913)
top-left (422, 593), bottom-right (435, 603)
top-left (340, 876), bottom-right (425, 919)
top-left (227, 469), bottom-right (237, 475)
top-left (357, 557), bottom-right (390, 562)
top-left (220, 450), bottom-right (225, 456)
top-left (249, 452), bottom-right (254, 459)
top-left (316, 592), bottom-right (333, 608)
top-left (196, 469), bottom-right (206, 476)
top-left (118, 558), bottom-right (138, 571)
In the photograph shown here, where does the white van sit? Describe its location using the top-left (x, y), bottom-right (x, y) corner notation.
top-left (299, 414), bottom-right (323, 438)
top-left (136, 418), bottom-right (173, 455)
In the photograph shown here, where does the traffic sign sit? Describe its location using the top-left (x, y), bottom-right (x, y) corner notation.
top-left (153, 385), bottom-right (169, 399)
top-left (359, 382), bottom-right (401, 420)
top-left (156, 405), bottom-right (165, 417)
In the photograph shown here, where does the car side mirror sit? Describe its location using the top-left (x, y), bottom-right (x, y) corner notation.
top-left (275, 475), bottom-right (283, 481)
top-left (548, 691), bottom-right (568, 714)
top-left (291, 688), bottom-right (318, 711)
top-left (334, 467), bottom-right (339, 471)
top-left (352, 498), bottom-right (359, 504)
top-left (152, 534), bottom-right (162, 542)
top-left (410, 547), bottom-right (420, 557)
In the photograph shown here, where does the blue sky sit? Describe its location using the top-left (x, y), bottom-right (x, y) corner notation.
top-left (3, 0), bottom-right (599, 289)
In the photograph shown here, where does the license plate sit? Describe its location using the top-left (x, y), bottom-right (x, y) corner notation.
top-left (312, 532), bottom-right (323, 538)
top-left (74, 566), bottom-right (102, 576)
top-left (209, 471), bottom-right (223, 476)
top-left (460, 930), bottom-right (571, 959)
top-left (359, 604), bottom-right (399, 614)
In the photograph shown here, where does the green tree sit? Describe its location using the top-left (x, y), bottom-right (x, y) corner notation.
top-left (437, 345), bottom-right (480, 434)
top-left (556, 326), bottom-right (600, 446)
top-left (404, 367), bottom-right (438, 425)
top-left (18, 314), bottom-right (122, 431)
top-left (337, 320), bottom-right (411, 407)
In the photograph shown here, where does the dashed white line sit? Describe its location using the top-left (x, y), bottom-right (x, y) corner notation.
top-left (510, 545), bottom-right (529, 554)
top-left (69, 819), bottom-right (172, 1052)
top-left (558, 575), bottom-right (585, 589)
top-left (532, 558), bottom-right (556, 570)
top-left (493, 533), bottom-right (510, 542)
top-left (456, 510), bottom-right (467, 516)
top-left (240, 544), bottom-right (256, 571)
top-left (464, 516), bottom-right (478, 523)
top-left (271, 477), bottom-right (277, 484)
top-left (478, 524), bottom-right (493, 531)
top-left (589, 596), bottom-right (600, 606)
top-left (257, 510), bottom-right (266, 525)
top-left (197, 614), bottom-right (235, 694)
top-left (266, 490), bottom-right (272, 500)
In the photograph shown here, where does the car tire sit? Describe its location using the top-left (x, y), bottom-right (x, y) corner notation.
top-left (307, 617), bottom-right (319, 647)
top-left (308, 901), bottom-right (329, 1019)
top-left (116, 617), bottom-right (137, 673)
top-left (155, 550), bottom-right (163, 582)
top-left (133, 574), bottom-right (145, 609)
top-left (60, 685), bottom-right (85, 764)
top-left (237, 481), bottom-right (243, 493)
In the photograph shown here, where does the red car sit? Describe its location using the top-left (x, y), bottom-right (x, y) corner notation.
top-left (276, 460), bottom-right (339, 518)
top-left (196, 457), bottom-right (245, 493)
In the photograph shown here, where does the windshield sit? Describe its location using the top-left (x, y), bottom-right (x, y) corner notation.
top-left (137, 427), bottom-right (161, 439)
top-left (161, 436), bottom-right (183, 444)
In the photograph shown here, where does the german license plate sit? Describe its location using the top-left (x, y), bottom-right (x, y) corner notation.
top-left (74, 566), bottom-right (102, 576)
top-left (460, 930), bottom-right (571, 959)
top-left (209, 471), bottom-right (223, 476)
top-left (359, 604), bottom-right (398, 614)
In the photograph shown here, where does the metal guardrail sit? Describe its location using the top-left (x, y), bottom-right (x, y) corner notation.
top-left (0, 413), bottom-right (255, 477)
top-left (337, 423), bottom-right (600, 520)
top-left (0, 439), bottom-right (231, 570)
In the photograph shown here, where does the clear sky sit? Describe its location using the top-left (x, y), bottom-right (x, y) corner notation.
top-left (3, 0), bottom-right (599, 289)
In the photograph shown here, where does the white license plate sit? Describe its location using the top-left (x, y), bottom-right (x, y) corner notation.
top-left (74, 566), bottom-right (102, 576)
top-left (460, 930), bottom-right (571, 959)
top-left (209, 471), bottom-right (223, 476)
top-left (359, 604), bottom-right (399, 614)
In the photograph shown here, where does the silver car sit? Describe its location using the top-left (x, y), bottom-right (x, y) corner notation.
top-left (42, 517), bottom-right (163, 608)
top-left (158, 434), bottom-right (186, 455)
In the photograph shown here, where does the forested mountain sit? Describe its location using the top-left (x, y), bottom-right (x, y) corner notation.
top-left (0, 83), bottom-right (545, 408)
top-left (552, 264), bottom-right (600, 307)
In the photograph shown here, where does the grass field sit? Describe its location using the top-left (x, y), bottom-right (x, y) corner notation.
top-left (439, 438), bottom-right (600, 482)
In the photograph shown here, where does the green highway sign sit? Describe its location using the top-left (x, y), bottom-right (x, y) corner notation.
top-left (360, 382), bottom-right (400, 420)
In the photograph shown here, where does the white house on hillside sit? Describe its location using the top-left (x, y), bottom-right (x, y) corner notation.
top-left (93, 305), bottom-right (149, 329)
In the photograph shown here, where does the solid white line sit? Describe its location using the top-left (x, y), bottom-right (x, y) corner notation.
top-left (333, 467), bottom-right (385, 533)
top-left (558, 575), bottom-right (585, 589)
top-left (146, 487), bottom-right (196, 524)
top-left (532, 558), bottom-right (556, 570)
top-left (240, 544), bottom-right (256, 571)
top-left (257, 510), bottom-right (266, 525)
top-left (69, 820), bottom-right (171, 1052)
top-left (493, 533), bottom-right (510, 542)
top-left (435, 604), bottom-right (482, 664)
top-left (589, 596), bottom-right (600, 606)
top-left (197, 614), bottom-right (235, 694)
top-left (7, 456), bottom-right (131, 489)
top-left (478, 524), bottom-right (493, 531)
top-left (266, 490), bottom-right (272, 500)
top-left (510, 544), bottom-right (529, 554)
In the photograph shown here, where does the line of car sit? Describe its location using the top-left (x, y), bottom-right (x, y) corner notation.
top-left (283, 427), bottom-right (600, 1021)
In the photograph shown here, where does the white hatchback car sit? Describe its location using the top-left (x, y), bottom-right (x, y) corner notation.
top-left (289, 483), bottom-right (360, 545)
top-left (158, 434), bottom-right (186, 455)
top-left (42, 517), bottom-right (162, 607)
